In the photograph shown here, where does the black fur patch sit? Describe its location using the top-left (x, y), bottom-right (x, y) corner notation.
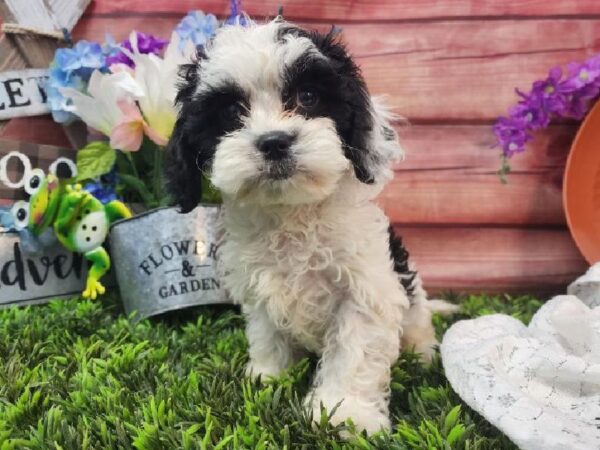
top-left (388, 226), bottom-right (417, 300)
top-left (280, 26), bottom-right (375, 184)
top-left (165, 49), bottom-right (248, 212)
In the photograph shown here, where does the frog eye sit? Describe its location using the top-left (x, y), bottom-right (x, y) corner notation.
top-left (49, 157), bottom-right (77, 180)
top-left (24, 169), bottom-right (45, 195)
top-left (11, 201), bottom-right (29, 230)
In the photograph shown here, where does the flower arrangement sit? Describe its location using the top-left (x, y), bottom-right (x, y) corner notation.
top-left (46, 5), bottom-right (249, 208)
top-left (494, 54), bottom-right (600, 178)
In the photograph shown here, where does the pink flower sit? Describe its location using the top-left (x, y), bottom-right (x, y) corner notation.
top-left (110, 99), bottom-right (166, 151)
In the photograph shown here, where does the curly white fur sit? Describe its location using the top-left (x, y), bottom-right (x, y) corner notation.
top-left (194, 20), bottom-right (442, 434)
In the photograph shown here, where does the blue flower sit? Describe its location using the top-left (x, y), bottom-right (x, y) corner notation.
top-left (45, 64), bottom-right (85, 123)
top-left (224, 0), bottom-right (253, 26)
top-left (175, 11), bottom-right (218, 51)
top-left (84, 168), bottom-right (120, 204)
top-left (55, 40), bottom-right (105, 76)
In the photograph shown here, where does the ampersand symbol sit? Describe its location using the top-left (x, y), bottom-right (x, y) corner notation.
top-left (181, 260), bottom-right (195, 277)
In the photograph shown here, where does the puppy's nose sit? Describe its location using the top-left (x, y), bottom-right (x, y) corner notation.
top-left (256, 131), bottom-right (295, 160)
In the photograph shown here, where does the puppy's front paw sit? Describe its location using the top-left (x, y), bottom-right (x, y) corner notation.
top-left (411, 337), bottom-right (439, 364)
top-left (308, 392), bottom-right (391, 436)
top-left (245, 359), bottom-right (283, 380)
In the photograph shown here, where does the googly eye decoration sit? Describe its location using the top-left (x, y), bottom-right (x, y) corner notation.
top-left (0, 151), bottom-right (32, 189)
top-left (49, 157), bottom-right (77, 180)
top-left (24, 168), bottom-right (46, 196)
top-left (10, 200), bottom-right (29, 230)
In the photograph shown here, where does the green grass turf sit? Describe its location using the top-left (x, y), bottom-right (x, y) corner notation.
top-left (0, 293), bottom-right (543, 449)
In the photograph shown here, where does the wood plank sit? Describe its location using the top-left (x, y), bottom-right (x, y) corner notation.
top-left (74, 18), bottom-right (600, 120)
top-left (395, 225), bottom-right (587, 294)
top-left (0, 119), bottom-right (570, 226)
top-left (72, 15), bottom-right (179, 42)
top-left (0, 34), bottom-right (26, 71)
top-left (84, 0), bottom-right (600, 21)
top-left (379, 124), bottom-right (573, 226)
top-left (345, 19), bottom-right (600, 120)
top-left (394, 124), bottom-right (574, 172)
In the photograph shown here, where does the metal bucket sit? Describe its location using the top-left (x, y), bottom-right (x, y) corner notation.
top-left (109, 206), bottom-right (229, 319)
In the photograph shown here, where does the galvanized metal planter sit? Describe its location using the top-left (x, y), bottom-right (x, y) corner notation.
top-left (109, 206), bottom-right (228, 319)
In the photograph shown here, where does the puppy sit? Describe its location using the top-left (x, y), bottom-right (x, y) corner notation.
top-left (165, 19), bottom-right (442, 434)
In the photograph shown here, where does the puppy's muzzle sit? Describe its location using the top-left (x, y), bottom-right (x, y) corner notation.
top-left (256, 131), bottom-right (295, 160)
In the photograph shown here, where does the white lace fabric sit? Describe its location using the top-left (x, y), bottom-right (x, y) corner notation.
top-left (441, 295), bottom-right (600, 450)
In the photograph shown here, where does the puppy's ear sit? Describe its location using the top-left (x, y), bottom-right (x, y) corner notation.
top-left (164, 118), bottom-right (203, 213)
top-left (365, 97), bottom-right (404, 183)
top-left (164, 59), bottom-right (203, 213)
top-left (309, 28), bottom-right (379, 184)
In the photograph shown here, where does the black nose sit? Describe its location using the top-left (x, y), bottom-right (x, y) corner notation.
top-left (256, 131), bottom-right (295, 160)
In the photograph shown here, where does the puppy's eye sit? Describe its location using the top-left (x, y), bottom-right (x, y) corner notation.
top-left (220, 103), bottom-right (243, 123)
top-left (297, 88), bottom-right (319, 108)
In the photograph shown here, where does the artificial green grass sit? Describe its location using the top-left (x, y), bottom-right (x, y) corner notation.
top-left (0, 293), bottom-right (543, 449)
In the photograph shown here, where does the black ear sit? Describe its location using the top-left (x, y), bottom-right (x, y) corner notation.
top-left (164, 117), bottom-right (203, 213)
top-left (306, 27), bottom-right (376, 184)
top-left (164, 59), bottom-right (204, 213)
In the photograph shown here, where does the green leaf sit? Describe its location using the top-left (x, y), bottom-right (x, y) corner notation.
top-left (118, 173), bottom-right (155, 206)
top-left (76, 141), bottom-right (116, 181)
top-left (447, 424), bottom-right (466, 446)
top-left (443, 405), bottom-right (461, 435)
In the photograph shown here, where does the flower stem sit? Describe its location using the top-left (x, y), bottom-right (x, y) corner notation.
top-left (125, 152), bottom-right (140, 179)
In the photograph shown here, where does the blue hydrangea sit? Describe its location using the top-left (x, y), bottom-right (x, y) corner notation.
top-left (45, 65), bottom-right (85, 123)
top-left (46, 40), bottom-right (106, 123)
top-left (55, 41), bottom-right (105, 77)
top-left (175, 11), bottom-right (218, 51)
top-left (84, 168), bottom-right (119, 204)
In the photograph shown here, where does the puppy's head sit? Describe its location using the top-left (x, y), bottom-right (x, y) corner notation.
top-left (165, 20), bottom-right (401, 211)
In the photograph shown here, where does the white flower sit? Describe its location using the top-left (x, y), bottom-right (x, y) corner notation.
top-left (120, 32), bottom-right (196, 144)
top-left (60, 70), bottom-right (143, 136)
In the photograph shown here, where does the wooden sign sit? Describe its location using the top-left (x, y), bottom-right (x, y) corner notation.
top-left (0, 69), bottom-right (49, 120)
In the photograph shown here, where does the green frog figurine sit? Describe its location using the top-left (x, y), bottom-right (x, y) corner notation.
top-left (27, 173), bottom-right (132, 299)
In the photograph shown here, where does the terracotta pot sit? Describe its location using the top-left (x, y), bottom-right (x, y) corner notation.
top-left (563, 100), bottom-right (600, 263)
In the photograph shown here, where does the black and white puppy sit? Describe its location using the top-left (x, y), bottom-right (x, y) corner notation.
top-left (165, 19), bottom-right (444, 434)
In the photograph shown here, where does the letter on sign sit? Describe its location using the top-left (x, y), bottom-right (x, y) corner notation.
top-left (0, 69), bottom-right (50, 120)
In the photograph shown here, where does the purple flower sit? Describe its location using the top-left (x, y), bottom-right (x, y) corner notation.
top-left (493, 117), bottom-right (532, 157)
top-left (561, 60), bottom-right (600, 92)
top-left (528, 67), bottom-right (568, 114)
top-left (105, 32), bottom-right (167, 68)
top-left (562, 84), bottom-right (599, 119)
top-left (508, 100), bottom-right (550, 130)
top-left (494, 54), bottom-right (600, 165)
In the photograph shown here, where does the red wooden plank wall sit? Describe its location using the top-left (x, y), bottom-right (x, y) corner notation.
top-left (4, 0), bottom-right (598, 294)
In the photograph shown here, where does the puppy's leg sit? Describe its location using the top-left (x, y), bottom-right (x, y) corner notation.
top-left (401, 271), bottom-right (459, 362)
top-left (400, 275), bottom-right (439, 363)
top-left (307, 301), bottom-right (401, 434)
top-left (244, 303), bottom-right (297, 379)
